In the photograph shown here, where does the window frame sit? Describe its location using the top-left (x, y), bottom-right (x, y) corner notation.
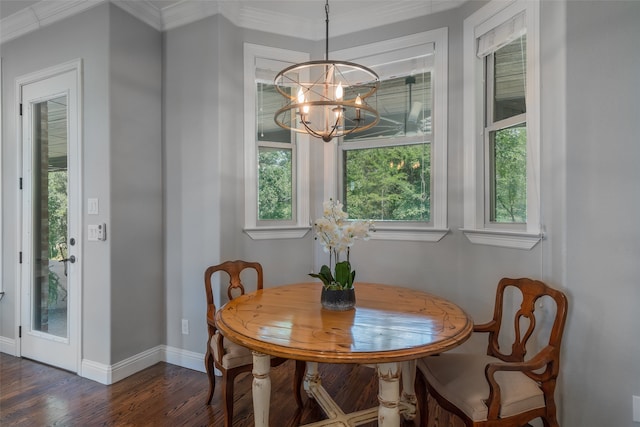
top-left (327, 28), bottom-right (449, 242)
top-left (243, 43), bottom-right (311, 240)
top-left (462, 0), bottom-right (542, 249)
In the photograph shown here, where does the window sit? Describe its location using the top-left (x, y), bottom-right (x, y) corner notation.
top-left (329, 29), bottom-right (448, 242)
top-left (342, 74), bottom-right (432, 222)
top-left (244, 44), bottom-right (310, 239)
top-left (486, 34), bottom-right (527, 225)
top-left (462, 0), bottom-right (541, 249)
top-left (257, 83), bottom-right (294, 222)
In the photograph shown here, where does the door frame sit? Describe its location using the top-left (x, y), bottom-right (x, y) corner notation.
top-left (15, 59), bottom-right (83, 372)
top-left (0, 58), bottom-right (4, 307)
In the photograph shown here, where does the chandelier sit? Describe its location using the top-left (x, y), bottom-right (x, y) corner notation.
top-left (274, 1), bottom-right (380, 142)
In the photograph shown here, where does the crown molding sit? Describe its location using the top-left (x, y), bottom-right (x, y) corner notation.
top-left (1, 0), bottom-right (103, 43)
top-left (1, 0), bottom-right (463, 44)
top-left (1, 7), bottom-right (40, 43)
top-left (222, 4), bottom-right (320, 40)
top-left (212, 1), bottom-right (464, 41)
top-left (161, 0), bottom-right (219, 31)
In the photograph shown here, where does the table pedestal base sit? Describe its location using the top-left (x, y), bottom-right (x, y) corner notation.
top-left (300, 362), bottom-right (415, 427)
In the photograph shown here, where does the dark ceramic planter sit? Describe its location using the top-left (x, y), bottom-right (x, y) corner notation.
top-left (321, 288), bottom-right (356, 311)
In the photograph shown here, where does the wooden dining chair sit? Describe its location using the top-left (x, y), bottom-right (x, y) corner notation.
top-left (204, 260), bottom-right (305, 427)
top-left (416, 277), bottom-right (568, 427)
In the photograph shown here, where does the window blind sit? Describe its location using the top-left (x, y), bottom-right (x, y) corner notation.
top-left (476, 11), bottom-right (525, 58)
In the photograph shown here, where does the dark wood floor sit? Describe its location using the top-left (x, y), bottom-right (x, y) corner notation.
top-left (0, 353), bottom-right (420, 426)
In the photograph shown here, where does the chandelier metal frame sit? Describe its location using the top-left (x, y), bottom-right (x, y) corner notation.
top-left (273, 1), bottom-right (380, 142)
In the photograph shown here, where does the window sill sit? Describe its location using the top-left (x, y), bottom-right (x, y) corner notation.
top-left (460, 228), bottom-right (542, 250)
top-left (244, 226), bottom-right (311, 240)
top-left (370, 226), bottom-right (449, 242)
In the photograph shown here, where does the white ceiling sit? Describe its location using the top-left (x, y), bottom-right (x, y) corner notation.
top-left (0, 0), bottom-right (465, 43)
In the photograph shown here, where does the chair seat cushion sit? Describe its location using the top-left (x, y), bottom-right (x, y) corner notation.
top-left (418, 353), bottom-right (545, 421)
top-left (212, 332), bottom-right (254, 368)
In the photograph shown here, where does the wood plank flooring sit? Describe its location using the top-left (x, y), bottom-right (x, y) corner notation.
top-left (0, 353), bottom-right (420, 426)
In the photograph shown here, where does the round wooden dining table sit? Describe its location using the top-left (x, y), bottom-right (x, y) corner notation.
top-left (215, 282), bottom-right (473, 427)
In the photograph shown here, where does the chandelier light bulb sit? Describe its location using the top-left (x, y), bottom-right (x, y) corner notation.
top-left (355, 94), bottom-right (362, 120)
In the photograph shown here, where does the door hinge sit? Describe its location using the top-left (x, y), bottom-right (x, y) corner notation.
top-left (19, 103), bottom-right (22, 116)
top-left (19, 326), bottom-right (22, 338)
top-left (19, 177), bottom-right (23, 190)
top-left (19, 252), bottom-right (22, 264)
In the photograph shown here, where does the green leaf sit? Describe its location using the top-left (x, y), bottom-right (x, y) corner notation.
top-left (319, 265), bottom-right (334, 281)
top-left (334, 261), bottom-right (352, 289)
top-left (309, 264), bottom-right (334, 288)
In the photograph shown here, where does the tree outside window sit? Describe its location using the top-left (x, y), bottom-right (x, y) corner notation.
top-left (485, 35), bottom-right (527, 225)
top-left (341, 71), bottom-right (433, 223)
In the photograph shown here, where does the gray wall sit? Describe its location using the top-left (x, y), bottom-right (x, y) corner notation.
top-left (0, 3), bottom-right (164, 366)
top-left (163, 14), bottom-right (222, 351)
top-left (564, 1), bottom-right (640, 425)
top-left (0, 3), bottom-right (113, 363)
top-left (109, 4), bottom-right (163, 363)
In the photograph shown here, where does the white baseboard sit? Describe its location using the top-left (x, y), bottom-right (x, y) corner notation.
top-left (163, 345), bottom-right (206, 373)
top-left (80, 358), bottom-right (112, 384)
top-left (1, 338), bottom-right (206, 385)
top-left (80, 345), bottom-right (205, 385)
top-left (81, 346), bottom-right (162, 385)
top-left (0, 336), bottom-right (17, 355)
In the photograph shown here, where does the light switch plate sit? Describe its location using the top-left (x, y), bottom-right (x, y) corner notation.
top-left (88, 198), bottom-right (99, 215)
top-left (88, 224), bottom-right (100, 241)
top-left (633, 395), bottom-right (640, 422)
top-left (88, 223), bottom-right (106, 241)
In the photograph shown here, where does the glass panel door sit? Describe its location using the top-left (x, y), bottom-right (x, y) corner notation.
top-left (21, 64), bottom-right (80, 373)
top-left (32, 96), bottom-right (69, 338)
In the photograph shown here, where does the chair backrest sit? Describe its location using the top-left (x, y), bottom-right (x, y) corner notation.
top-left (485, 278), bottom-right (568, 378)
top-left (204, 260), bottom-right (264, 322)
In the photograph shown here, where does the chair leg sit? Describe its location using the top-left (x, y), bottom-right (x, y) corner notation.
top-left (293, 360), bottom-right (306, 409)
top-left (204, 348), bottom-right (216, 405)
top-left (542, 380), bottom-right (559, 427)
top-left (415, 368), bottom-right (428, 427)
top-left (222, 372), bottom-right (235, 427)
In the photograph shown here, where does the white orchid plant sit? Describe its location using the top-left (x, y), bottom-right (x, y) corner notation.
top-left (310, 199), bottom-right (374, 290)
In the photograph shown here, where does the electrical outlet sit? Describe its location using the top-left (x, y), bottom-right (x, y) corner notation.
top-left (633, 395), bottom-right (640, 422)
top-left (181, 319), bottom-right (189, 335)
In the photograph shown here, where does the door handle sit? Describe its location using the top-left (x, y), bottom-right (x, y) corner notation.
top-left (59, 255), bottom-right (75, 277)
top-left (60, 255), bottom-right (76, 263)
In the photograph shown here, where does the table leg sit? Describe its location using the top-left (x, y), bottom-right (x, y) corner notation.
top-left (377, 362), bottom-right (401, 427)
top-left (252, 351), bottom-right (271, 427)
top-left (303, 361), bottom-right (320, 398)
top-left (401, 360), bottom-right (417, 420)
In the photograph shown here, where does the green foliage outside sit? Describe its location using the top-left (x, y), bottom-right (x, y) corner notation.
top-left (258, 147), bottom-right (292, 220)
top-left (47, 170), bottom-right (68, 303)
top-left (492, 125), bottom-right (527, 223)
top-left (343, 143), bottom-right (431, 221)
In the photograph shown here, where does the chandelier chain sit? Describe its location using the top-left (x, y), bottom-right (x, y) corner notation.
top-left (325, 0), bottom-right (330, 61)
